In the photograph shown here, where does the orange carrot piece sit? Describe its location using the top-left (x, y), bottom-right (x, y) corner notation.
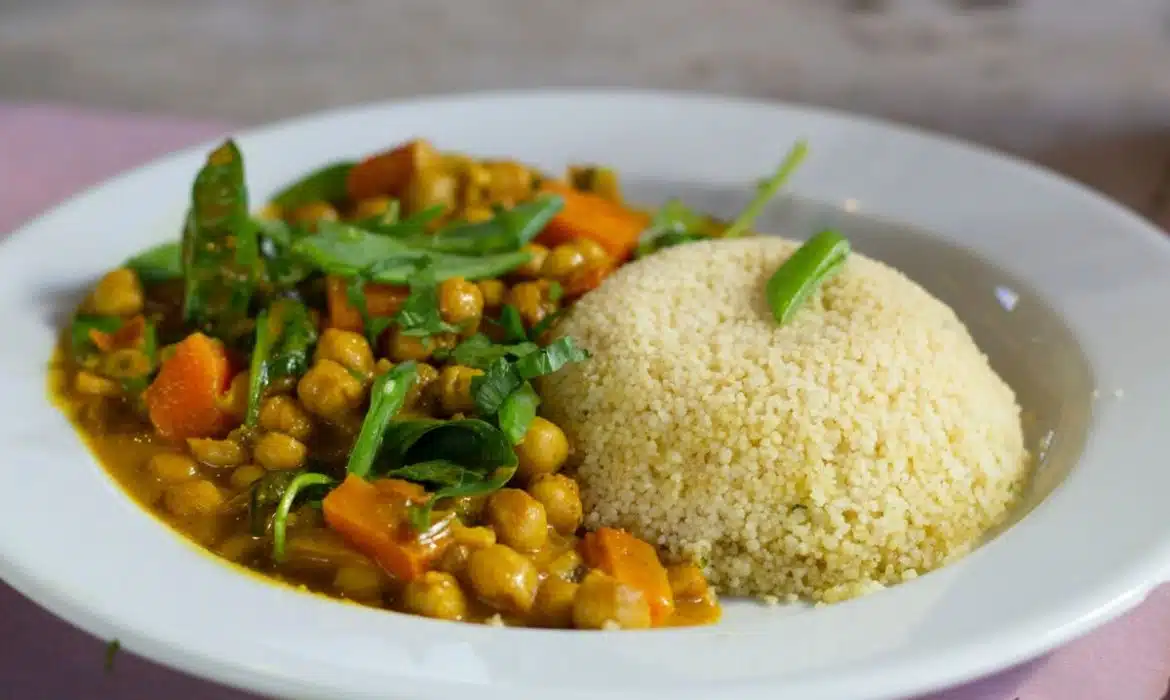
top-left (143, 332), bottom-right (234, 440)
top-left (324, 275), bottom-right (410, 333)
top-left (89, 315), bottom-right (147, 353)
top-left (345, 139), bottom-right (436, 202)
top-left (536, 181), bottom-right (650, 262)
top-left (581, 527), bottom-right (675, 625)
top-left (322, 475), bottom-right (451, 582)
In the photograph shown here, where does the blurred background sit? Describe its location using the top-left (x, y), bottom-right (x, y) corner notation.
top-left (3, 1), bottom-right (1170, 698)
top-left (2, 0), bottom-right (1170, 221)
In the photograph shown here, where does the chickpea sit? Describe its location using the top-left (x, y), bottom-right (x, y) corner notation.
top-left (466, 544), bottom-right (539, 614)
top-left (485, 161), bottom-right (534, 202)
top-left (74, 370), bottom-right (119, 397)
top-left (514, 244), bottom-right (549, 279)
top-left (315, 328), bottom-right (375, 378)
top-left (254, 432), bottom-right (308, 471)
top-left (89, 268), bottom-right (144, 317)
top-left (507, 281), bottom-right (549, 327)
top-left (666, 563), bottom-right (711, 602)
top-left (528, 474), bottom-right (583, 535)
top-left (163, 479), bottom-right (225, 519)
top-left (461, 205), bottom-right (494, 223)
top-left (333, 565), bottom-right (384, 602)
top-left (451, 522), bottom-right (497, 550)
top-left (386, 328), bottom-right (432, 362)
top-left (256, 202), bottom-right (283, 221)
top-left (229, 464), bottom-right (266, 491)
top-left (476, 279), bottom-right (506, 310)
top-left (187, 438), bottom-right (248, 468)
top-left (485, 489), bottom-right (548, 552)
top-left (218, 533), bottom-right (263, 563)
top-left (436, 544), bottom-right (472, 577)
top-left (515, 417), bottom-right (569, 480)
top-left (147, 453), bottom-right (200, 484)
top-left (290, 201), bottom-right (339, 228)
top-left (100, 348), bottom-right (151, 380)
top-left (403, 362), bottom-right (440, 410)
top-left (573, 238), bottom-right (612, 269)
top-left (258, 395), bottom-right (314, 443)
top-left (352, 196), bottom-right (395, 220)
top-left (402, 571), bottom-right (468, 621)
top-left (546, 549), bottom-right (585, 582)
top-left (541, 244), bottom-right (587, 281)
top-left (435, 365), bottom-right (482, 415)
top-left (534, 577), bottom-right (579, 628)
top-left (572, 570), bottom-right (652, 630)
top-left (219, 371), bottom-right (251, 421)
top-left (438, 277), bottom-right (484, 328)
top-left (297, 359), bottom-right (366, 420)
top-left (405, 169), bottom-right (457, 215)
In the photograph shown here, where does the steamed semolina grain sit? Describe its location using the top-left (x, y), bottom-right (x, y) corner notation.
top-left (540, 236), bottom-right (1029, 602)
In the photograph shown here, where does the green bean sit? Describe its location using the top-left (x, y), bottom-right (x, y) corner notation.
top-left (723, 140), bottom-right (809, 239)
top-left (766, 229), bottom-right (850, 326)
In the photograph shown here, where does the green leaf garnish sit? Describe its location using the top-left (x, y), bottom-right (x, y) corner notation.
top-left (125, 241), bottom-right (182, 283)
top-left (471, 337), bottom-right (590, 416)
top-left (393, 262), bottom-right (460, 338)
top-left (444, 333), bottom-right (538, 370)
top-left (498, 381), bottom-right (540, 445)
top-left (245, 300), bottom-right (317, 426)
top-left (722, 140), bottom-right (808, 239)
top-left (271, 472), bottom-right (336, 562)
top-left (346, 362), bottom-right (418, 479)
top-left (270, 161), bottom-right (355, 209)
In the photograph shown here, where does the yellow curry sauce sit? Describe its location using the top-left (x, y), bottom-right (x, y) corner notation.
top-left (50, 138), bottom-right (720, 629)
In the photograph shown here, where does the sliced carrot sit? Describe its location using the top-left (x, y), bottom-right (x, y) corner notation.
top-left (143, 332), bottom-right (234, 440)
top-left (345, 139), bottom-right (437, 202)
top-left (581, 527), bottom-right (675, 625)
top-left (536, 180), bottom-right (650, 262)
top-left (322, 475), bottom-right (451, 582)
top-left (325, 275), bottom-right (410, 333)
top-left (89, 315), bottom-right (147, 353)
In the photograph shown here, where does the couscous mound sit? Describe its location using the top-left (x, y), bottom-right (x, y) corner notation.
top-left (541, 236), bottom-right (1029, 602)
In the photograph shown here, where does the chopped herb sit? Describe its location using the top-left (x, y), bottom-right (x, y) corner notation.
top-left (346, 362), bottom-right (418, 478)
top-left (635, 199), bottom-right (712, 258)
top-left (181, 140), bottom-right (260, 342)
top-left (397, 195), bottom-right (564, 255)
top-left (393, 262), bottom-right (459, 337)
top-left (527, 308), bottom-right (567, 341)
top-left (492, 304), bottom-right (528, 344)
top-left (513, 336), bottom-right (591, 379)
top-left (765, 229), bottom-right (850, 326)
top-left (124, 241), bottom-right (182, 283)
top-left (247, 470), bottom-right (301, 536)
top-left (471, 337), bottom-right (589, 416)
top-left (245, 300), bottom-right (317, 426)
top-left (723, 140), bottom-right (808, 239)
top-left (547, 281), bottom-right (564, 303)
top-left (272, 472), bottom-right (336, 561)
top-left (270, 161), bottom-right (355, 210)
top-left (104, 639), bottom-right (120, 673)
top-left (444, 333), bottom-right (538, 369)
top-left (256, 218), bottom-right (314, 289)
top-left (498, 381), bottom-right (540, 444)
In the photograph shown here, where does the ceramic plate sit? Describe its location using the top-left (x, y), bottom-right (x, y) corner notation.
top-left (1, 91), bottom-right (1169, 700)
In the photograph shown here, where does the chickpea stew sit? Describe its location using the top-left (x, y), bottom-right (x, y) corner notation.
top-left (51, 137), bottom-right (802, 629)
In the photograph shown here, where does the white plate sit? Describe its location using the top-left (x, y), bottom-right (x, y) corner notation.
top-left (2, 90), bottom-right (1169, 700)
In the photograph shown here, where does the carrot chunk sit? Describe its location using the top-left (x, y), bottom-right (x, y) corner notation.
top-left (323, 475), bottom-right (451, 582)
top-left (345, 139), bottom-right (436, 202)
top-left (324, 275), bottom-right (410, 333)
top-left (143, 332), bottom-right (234, 440)
top-left (581, 527), bottom-right (675, 625)
top-left (536, 181), bottom-right (650, 262)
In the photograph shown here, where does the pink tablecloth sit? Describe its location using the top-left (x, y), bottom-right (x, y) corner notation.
top-left (2, 103), bottom-right (1169, 700)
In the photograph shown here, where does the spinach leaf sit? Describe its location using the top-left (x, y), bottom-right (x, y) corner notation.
top-left (271, 472), bottom-right (336, 562)
top-left (245, 299), bottom-right (318, 426)
top-left (181, 140), bottom-right (259, 342)
top-left (471, 357), bottom-right (525, 415)
top-left (69, 314), bottom-right (122, 360)
top-left (398, 195), bottom-right (563, 255)
top-left (393, 262), bottom-right (459, 337)
top-left (293, 221), bottom-right (532, 283)
top-left (376, 418), bottom-right (518, 529)
top-left (125, 241), bottom-right (182, 283)
top-left (635, 199), bottom-right (711, 259)
top-left (498, 381), bottom-right (539, 444)
top-left (346, 362), bottom-right (418, 479)
top-left (256, 218), bottom-right (314, 289)
top-left (270, 161), bottom-right (355, 209)
top-left (443, 333), bottom-right (538, 369)
top-left (513, 336), bottom-right (591, 379)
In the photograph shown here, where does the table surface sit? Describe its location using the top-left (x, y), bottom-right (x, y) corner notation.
top-left (3, 103), bottom-right (1170, 700)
